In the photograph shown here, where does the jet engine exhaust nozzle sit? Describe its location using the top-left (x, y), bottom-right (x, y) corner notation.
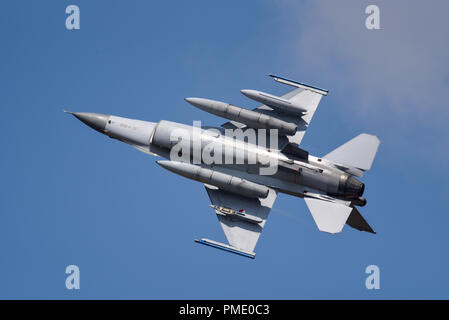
top-left (339, 175), bottom-right (365, 199)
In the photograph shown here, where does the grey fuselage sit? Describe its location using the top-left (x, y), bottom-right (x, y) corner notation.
top-left (73, 112), bottom-right (365, 203)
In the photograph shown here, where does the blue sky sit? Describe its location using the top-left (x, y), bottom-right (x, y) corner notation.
top-left (1, 0), bottom-right (448, 299)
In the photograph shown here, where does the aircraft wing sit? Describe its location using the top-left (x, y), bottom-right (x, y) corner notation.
top-left (222, 74), bottom-right (327, 146)
top-left (197, 185), bottom-right (277, 258)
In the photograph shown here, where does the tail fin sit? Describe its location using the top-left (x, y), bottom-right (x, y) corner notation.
top-left (324, 134), bottom-right (380, 172)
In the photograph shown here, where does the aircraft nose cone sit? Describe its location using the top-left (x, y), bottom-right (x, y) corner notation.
top-left (65, 111), bottom-right (110, 134)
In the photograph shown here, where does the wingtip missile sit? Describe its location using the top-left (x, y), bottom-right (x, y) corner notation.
top-left (268, 74), bottom-right (329, 96)
top-left (194, 238), bottom-right (256, 259)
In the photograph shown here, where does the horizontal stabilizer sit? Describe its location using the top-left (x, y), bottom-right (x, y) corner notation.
top-left (304, 197), bottom-right (352, 234)
top-left (346, 207), bottom-right (376, 234)
top-left (324, 134), bottom-right (380, 171)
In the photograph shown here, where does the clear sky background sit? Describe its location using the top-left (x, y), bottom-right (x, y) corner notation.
top-left (1, 0), bottom-right (448, 299)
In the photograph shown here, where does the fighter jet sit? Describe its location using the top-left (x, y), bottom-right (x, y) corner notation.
top-left (66, 74), bottom-right (380, 259)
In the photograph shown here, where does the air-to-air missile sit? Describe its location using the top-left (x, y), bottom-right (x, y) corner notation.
top-left (240, 89), bottom-right (309, 114)
top-left (209, 205), bottom-right (263, 225)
